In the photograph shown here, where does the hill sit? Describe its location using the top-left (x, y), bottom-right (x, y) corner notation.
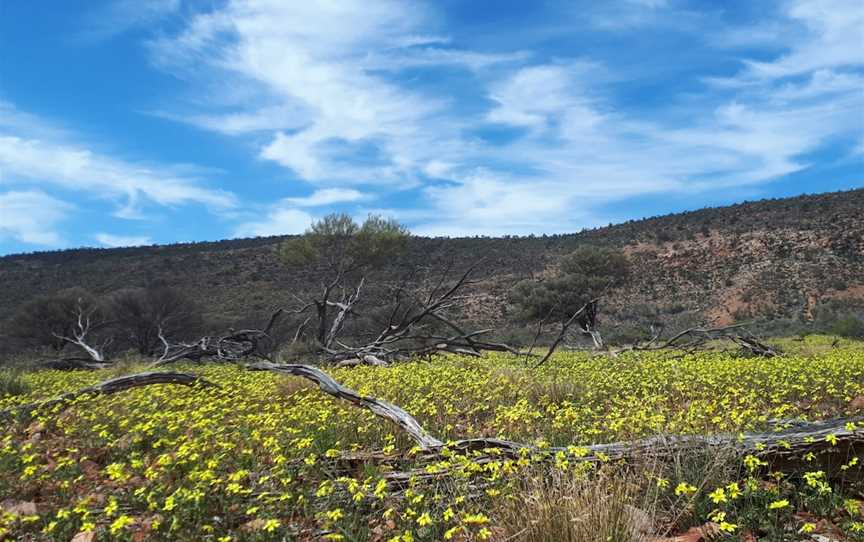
top-left (1, 189), bottom-right (863, 343)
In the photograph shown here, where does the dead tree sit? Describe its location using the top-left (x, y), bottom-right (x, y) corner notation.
top-left (614, 323), bottom-right (780, 357)
top-left (290, 263), bottom-right (532, 363)
top-left (47, 297), bottom-right (112, 366)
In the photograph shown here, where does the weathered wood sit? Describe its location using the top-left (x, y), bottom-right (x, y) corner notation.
top-left (336, 355), bottom-right (389, 368)
top-left (453, 416), bottom-right (861, 458)
top-left (151, 309), bottom-right (284, 366)
top-left (50, 298), bottom-right (109, 362)
top-left (378, 417), bottom-right (863, 485)
top-left (614, 323), bottom-right (780, 358)
top-left (247, 361), bottom-right (862, 477)
top-left (1, 371), bottom-right (216, 420)
top-left (247, 362), bottom-right (444, 448)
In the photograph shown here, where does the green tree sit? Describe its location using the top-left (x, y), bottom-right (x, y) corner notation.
top-left (280, 213), bottom-right (410, 347)
top-left (511, 246), bottom-right (630, 322)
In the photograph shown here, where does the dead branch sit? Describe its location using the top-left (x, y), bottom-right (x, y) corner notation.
top-left (533, 299), bottom-right (599, 368)
top-left (51, 297), bottom-right (109, 362)
top-left (319, 263), bottom-right (533, 362)
top-left (151, 309), bottom-right (284, 366)
top-left (249, 361), bottom-right (861, 487)
top-left (0, 371), bottom-right (216, 420)
top-left (614, 323), bottom-right (780, 357)
top-left (381, 416), bottom-right (862, 485)
top-left (323, 278), bottom-right (364, 348)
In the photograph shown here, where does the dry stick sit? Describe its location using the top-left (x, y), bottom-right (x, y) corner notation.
top-left (523, 302), bottom-right (558, 364)
top-left (533, 299), bottom-right (598, 369)
top-left (1, 371), bottom-right (216, 420)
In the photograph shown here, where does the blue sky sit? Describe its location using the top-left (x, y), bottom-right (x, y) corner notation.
top-left (0, 0), bottom-right (862, 254)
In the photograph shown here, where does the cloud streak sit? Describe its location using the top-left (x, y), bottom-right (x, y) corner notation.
top-left (95, 233), bottom-right (153, 248)
top-left (146, 0), bottom-right (863, 237)
top-left (0, 102), bottom-right (237, 220)
top-left (0, 190), bottom-right (71, 246)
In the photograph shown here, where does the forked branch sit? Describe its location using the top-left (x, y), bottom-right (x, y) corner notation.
top-left (534, 299), bottom-right (600, 368)
top-left (51, 298), bottom-right (109, 362)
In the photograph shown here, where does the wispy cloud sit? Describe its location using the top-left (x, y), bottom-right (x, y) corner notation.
top-left (0, 102), bottom-right (237, 219)
top-left (740, 0), bottom-right (864, 79)
top-left (0, 190), bottom-right (71, 246)
top-left (95, 233), bottom-right (153, 248)
top-left (81, 0), bottom-right (180, 40)
top-left (147, 0), bottom-right (520, 187)
top-left (144, 0), bottom-right (862, 237)
top-left (282, 188), bottom-right (368, 207)
top-left (234, 206), bottom-right (313, 238)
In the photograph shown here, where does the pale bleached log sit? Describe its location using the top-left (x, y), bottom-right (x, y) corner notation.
top-left (247, 362), bottom-right (444, 448)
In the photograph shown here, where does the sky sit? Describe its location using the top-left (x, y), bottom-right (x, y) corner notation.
top-left (0, 0), bottom-right (862, 254)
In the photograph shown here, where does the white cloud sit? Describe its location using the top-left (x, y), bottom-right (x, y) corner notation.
top-left (364, 48), bottom-right (530, 72)
top-left (486, 63), bottom-right (605, 135)
top-left (147, 0), bottom-right (863, 238)
top-left (233, 189), bottom-right (366, 236)
top-left (148, 0), bottom-right (520, 185)
top-left (234, 207), bottom-right (313, 238)
top-left (95, 233), bottom-right (153, 248)
top-left (0, 190), bottom-right (71, 246)
top-left (0, 103), bottom-right (237, 218)
top-left (741, 0), bottom-right (864, 79)
top-left (414, 172), bottom-right (597, 236)
top-left (282, 188), bottom-right (367, 207)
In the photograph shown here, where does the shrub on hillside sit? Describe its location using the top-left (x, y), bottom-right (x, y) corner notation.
top-left (831, 315), bottom-right (864, 339)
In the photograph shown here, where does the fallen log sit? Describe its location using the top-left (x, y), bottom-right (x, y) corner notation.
top-left (247, 362), bottom-right (862, 477)
top-left (0, 371), bottom-right (216, 420)
top-left (247, 362), bottom-right (444, 449)
top-left (366, 417), bottom-right (864, 486)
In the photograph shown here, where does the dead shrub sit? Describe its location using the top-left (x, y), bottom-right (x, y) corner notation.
top-left (492, 467), bottom-right (653, 542)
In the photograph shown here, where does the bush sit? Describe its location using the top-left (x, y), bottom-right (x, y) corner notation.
top-left (510, 246), bottom-right (630, 322)
top-left (831, 315), bottom-right (864, 339)
top-left (0, 370), bottom-right (30, 398)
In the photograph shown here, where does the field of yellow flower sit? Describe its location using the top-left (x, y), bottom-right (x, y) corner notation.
top-left (1, 337), bottom-right (863, 541)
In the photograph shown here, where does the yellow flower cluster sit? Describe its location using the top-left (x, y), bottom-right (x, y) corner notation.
top-left (0, 338), bottom-right (861, 539)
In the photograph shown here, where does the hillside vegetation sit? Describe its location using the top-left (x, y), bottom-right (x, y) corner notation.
top-left (1, 189), bottom-right (862, 347)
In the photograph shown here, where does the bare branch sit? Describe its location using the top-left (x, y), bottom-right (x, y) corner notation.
top-left (51, 298), bottom-right (106, 362)
top-left (533, 299), bottom-right (599, 369)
